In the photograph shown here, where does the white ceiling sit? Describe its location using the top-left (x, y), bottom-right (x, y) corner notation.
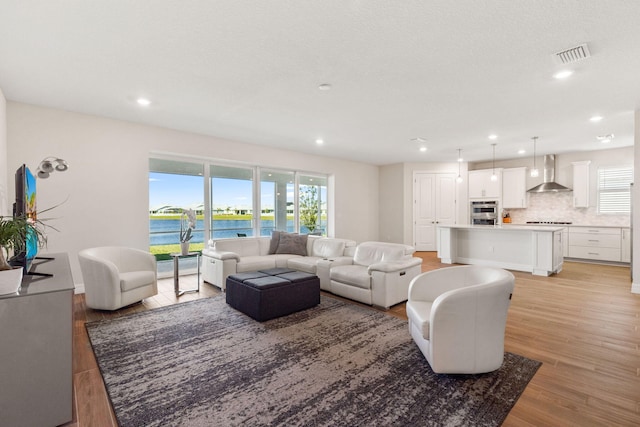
top-left (1, 1), bottom-right (639, 165)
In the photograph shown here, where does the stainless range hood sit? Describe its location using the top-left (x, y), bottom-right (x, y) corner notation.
top-left (527, 154), bottom-right (572, 193)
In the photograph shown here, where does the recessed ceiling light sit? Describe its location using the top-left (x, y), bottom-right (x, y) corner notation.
top-left (488, 134), bottom-right (498, 140)
top-left (597, 134), bottom-right (614, 143)
top-left (590, 115), bottom-right (603, 122)
top-left (553, 70), bottom-right (573, 79)
top-left (315, 138), bottom-right (324, 145)
top-left (518, 149), bottom-right (526, 155)
top-left (419, 146), bottom-right (427, 152)
top-left (137, 98), bottom-right (151, 106)
top-left (318, 84), bottom-right (332, 91)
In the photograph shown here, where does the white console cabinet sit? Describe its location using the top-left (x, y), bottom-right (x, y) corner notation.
top-left (0, 254), bottom-right (74, 427)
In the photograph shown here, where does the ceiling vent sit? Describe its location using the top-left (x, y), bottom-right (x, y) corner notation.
top-left (554, 43), bottom-right (591, 65)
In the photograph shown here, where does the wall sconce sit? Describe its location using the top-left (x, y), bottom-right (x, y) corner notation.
top-left (37, 157), bottom-right (69, 179)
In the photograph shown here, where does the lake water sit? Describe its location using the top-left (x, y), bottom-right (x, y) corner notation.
top-left (149, 219), bottom-right (321, 245)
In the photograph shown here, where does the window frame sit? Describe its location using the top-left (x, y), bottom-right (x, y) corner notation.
top-left (596, 166), bottom-right (633, 215)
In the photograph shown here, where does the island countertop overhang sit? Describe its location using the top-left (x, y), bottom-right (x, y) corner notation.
top-left (437, 224), bottom-right (565, 232)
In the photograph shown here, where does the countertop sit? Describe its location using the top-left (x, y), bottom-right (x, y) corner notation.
top-left (508, 223), bottom-right (630, 229)
top-left (438, 224), bottom-right (565, 232)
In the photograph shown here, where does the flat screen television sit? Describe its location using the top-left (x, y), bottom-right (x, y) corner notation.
top-left (12, 164), bottom-right (38, 273)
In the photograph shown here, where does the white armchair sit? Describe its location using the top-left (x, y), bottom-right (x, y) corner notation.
top-left (406, 265), bottom-right (515, 374)
top-left (78, 246), bottom-right (158, 310)
top-left (329, 241), bottom-right (422, 308)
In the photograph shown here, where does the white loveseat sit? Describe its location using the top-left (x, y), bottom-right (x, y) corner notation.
top-left (328, 241), bottom-right (422, 309)
top-left (202, 234), bottom-right (356, 290)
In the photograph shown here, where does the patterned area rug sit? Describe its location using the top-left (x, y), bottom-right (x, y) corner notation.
top-left (86, 296), bottom-right (540, 427)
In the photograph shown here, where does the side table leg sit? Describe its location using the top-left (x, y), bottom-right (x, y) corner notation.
top-left (173, 256), bottom-right (179, 296)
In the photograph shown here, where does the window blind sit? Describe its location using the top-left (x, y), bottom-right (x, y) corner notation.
top-left (597, 167), bottom-right (633, 214)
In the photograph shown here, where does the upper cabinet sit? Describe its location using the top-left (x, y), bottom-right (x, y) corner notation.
top-left (502, 167), bottom-right (528, 208)
top-left (572, 161), bottom-right (591, 208)
top-left (468, 168), bottom-right (502, 199)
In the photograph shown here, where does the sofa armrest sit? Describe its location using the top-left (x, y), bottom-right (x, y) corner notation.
top-left (202, 249), bottom-right (240, 262)
top-left (368, 257), bottom-right (422, 273)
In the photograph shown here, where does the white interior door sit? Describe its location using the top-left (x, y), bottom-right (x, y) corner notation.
top-left (414, 172), bottom-right (457, 251)
top-left (414, 173), bottom-right (437, 251)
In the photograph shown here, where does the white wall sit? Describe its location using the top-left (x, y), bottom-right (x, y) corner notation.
top-left (378, 163), bottom-right (404, 242)
top-left (0, 88), bottom-right (7, 216)
top-left (6, 102), bottom-right (379, 286)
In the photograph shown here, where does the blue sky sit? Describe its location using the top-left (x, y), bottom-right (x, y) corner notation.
top-left (149, 173), bottom-right (283, 209)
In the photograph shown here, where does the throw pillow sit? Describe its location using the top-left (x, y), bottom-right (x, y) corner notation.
top-left (275, 232), bottom-right (308, 256)
top-left (268, 231), bottom-right (281, 254)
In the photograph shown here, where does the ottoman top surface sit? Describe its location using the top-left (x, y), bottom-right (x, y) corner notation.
top-left (258, 267), bottom-right (296, 276)
top-left (229, 271), bottom-right (269, 282)
top-left (276, 271), bottom-right (317, 283)
top-left (244, 275), bottom-right (292, 290)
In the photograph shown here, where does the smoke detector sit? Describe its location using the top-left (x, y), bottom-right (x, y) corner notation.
top-left (554, 43), bottom-right (591, 65)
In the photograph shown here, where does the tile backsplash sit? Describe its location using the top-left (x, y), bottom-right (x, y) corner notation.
top-left (504, 192), bottom-right (630, 227)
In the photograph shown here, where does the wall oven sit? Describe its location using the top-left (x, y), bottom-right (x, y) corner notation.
top-left (470, 200), bottom-right (499, 225)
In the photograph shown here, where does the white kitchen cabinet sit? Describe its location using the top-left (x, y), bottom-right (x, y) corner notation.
top-left (502, 167), bottom-right (528, 208)
top-left (468, 168), bottom-right (502, 199)
top-left (621, 227), bottom-right (631, 263)
top-left (572, 161), bottom-right (591, 208)
top-left (568, 226), bottom-right (621, 262)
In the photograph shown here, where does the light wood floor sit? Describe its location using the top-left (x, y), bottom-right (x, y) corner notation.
top-left (65, 254), bottom-right (640, 427)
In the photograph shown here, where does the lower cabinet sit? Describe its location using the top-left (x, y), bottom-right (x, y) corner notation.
top-left (622, 228), bottom-right (631, 263)
top-left (567, 226), bottom-right (623, 262)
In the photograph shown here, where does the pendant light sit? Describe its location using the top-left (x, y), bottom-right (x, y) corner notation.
top-left (456, 148), bottom-right (463, 183)
top-left (530, 137), bottom-right (539, 178)
top-left (490, 143), bottom-right (498, 181)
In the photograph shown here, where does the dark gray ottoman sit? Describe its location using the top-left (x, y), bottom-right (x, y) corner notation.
top-left (226, 268), bottom-right (320, 321)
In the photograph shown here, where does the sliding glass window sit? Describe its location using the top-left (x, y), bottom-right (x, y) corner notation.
top-left (210, 165), bottom-right (255, 238)
top-left (298, 174), bottom-right (327, 235)
top-left (149, 159), bottom-right (204, 271)
top-left (151, 156), bottom-right (331, 256)
top-left (260, 169), bottom-right (295, 235)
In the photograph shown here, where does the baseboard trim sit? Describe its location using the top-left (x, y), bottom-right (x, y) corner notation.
top-left (75, 284), bottom-right (85, 294)
top-left (632, 282), bottom-right (640, 294)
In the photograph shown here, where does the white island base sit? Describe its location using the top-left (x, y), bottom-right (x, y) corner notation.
top-left (437, 225), bottom-right (563, 276)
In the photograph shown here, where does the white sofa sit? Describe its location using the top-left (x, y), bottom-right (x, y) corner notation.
top-left (202, 235), bottom-right (356, 290)
top-left (406, 265), bottom-right (515, 374)
top-left (328, 241), bottom-right (422, 309)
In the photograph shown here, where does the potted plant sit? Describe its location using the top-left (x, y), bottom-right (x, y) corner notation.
top-left (0, 215), bottom-right (46, 294)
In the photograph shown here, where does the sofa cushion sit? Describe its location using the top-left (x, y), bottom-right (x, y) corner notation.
top-left (406, 300), bottom-right (432, 340)
top-left (268, 231), bottom-right (281, 254)
top-left (330, 265), bottom-right (371, 289)
top-left (353, 243), bottom-right (406, 266)
top-left (120, 271), bottom-right (156, 292)
top-left (215, 238), bottom-right (262, 257)
top-left (275, 232), bottom-right (308, 256)
top-left (287, 256), bottom-right (323, 274)
top-left (311, 238), bottom-right (346, 258)
top-left (237, 256), bottom-right (277, 273)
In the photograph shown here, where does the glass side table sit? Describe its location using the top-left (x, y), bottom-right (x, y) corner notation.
top-left (170, 252), bottom-right (200, 296)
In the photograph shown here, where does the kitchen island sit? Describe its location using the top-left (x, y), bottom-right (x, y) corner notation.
top-left (437, 224), bottom-right (563, 276)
